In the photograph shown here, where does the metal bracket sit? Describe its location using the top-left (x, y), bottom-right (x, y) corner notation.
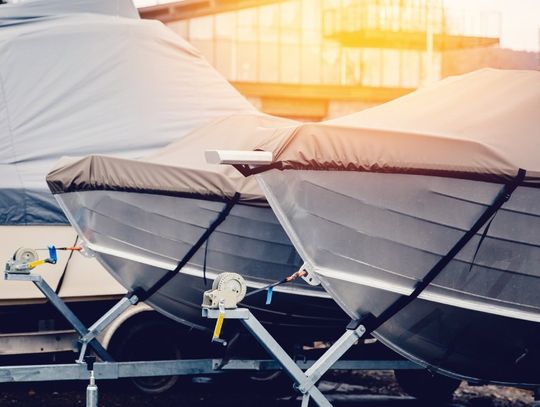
top-left (76, 293), bottom-right (139, 362)
top-left (5, 259), bottom-right (145, 363)
top-left (4, 273), bottom-right (42, 282)
top-left (203, 307), bottom-right (368, 407)
top-left (296, 325), bottom-right (366, 395)
top-left (78, 294), bottom-right (139, 350)
top-left (4, 269), bottom-right (113, 362)
top-left (202, 308), bottom-right (251, 320)
top-left (299, 263), bottom-right (321, 286)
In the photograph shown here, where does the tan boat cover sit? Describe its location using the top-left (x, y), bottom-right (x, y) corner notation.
top-left (255, 69), bottom-right (540, 185)
top-left (47, 114), bottom-right (295, 202)
top-left (47, 69), bottom-right (540, 203)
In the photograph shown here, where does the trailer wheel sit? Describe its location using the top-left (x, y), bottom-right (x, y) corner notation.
top-left (109, 316), bottom-right (183, 394)
top-left (394, 369), bottom-right (461, 401)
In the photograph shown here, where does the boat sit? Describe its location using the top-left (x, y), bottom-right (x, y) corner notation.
top-left (41, 2), bottom-right (348, 340)
top-left (47, 112), bottom-right (348, 343)
top-left (229, 69), bottom-right (540, 386)
top-left (0, 0), bottom-right (252, 310)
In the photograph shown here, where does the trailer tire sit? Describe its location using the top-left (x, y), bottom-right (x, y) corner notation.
top-left (108, 315), bottom-right (184, 394)
top-left (394, 369), bottom-right (461, 401)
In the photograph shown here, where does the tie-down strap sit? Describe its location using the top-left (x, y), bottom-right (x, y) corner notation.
top-left (350, 168), bottom-right (527, 333)
top-left (134, 193), bottom-right (241, 302)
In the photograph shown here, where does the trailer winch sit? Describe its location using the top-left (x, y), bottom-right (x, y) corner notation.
top-left (5, 246), bottom-right (57, 274)
top-left (202, 272), bottom-right (247, 309)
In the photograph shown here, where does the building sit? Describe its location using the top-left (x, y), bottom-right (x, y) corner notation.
top-left (140, 0), bottom-right (503, 120)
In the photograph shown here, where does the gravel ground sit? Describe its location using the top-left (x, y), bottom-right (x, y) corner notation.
top-left (0, 371), bottom-right (534, 407)
top-left (341, 371), bottom-right (534, 407)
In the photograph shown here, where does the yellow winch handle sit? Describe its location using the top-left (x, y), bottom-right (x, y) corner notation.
top-left (212, 311), bottom-right (225, 341)
top-left (28, 259), bottom-right (47, 269)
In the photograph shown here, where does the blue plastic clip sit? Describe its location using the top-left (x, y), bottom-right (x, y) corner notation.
top-left (265, 287), bottom-right (273, 305)
top-left (48, 245), bottom-right (57, 264)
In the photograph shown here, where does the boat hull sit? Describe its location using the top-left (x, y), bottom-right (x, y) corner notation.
top-left (55, 190), bottom-right (347, 342)
top-left (257, 170), bottom-right (540, 385)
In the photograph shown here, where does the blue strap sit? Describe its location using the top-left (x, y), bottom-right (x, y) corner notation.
top-left (265, 287), bottom-right (274, 305)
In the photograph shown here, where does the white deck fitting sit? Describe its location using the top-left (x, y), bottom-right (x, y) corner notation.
top-left (204, 149), bottom-right (272, 165)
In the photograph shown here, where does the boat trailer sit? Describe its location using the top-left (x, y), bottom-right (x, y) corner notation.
top-left (1, 247), bottom-right (455, 407)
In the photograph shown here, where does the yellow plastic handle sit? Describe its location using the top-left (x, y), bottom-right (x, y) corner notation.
top-left (28, 259), bottom-right (47, 270)
top-left (212, 312), bottom-right (225, 341)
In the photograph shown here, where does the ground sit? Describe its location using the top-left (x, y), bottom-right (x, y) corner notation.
top-left (0, 370), bottom-right (534, 406)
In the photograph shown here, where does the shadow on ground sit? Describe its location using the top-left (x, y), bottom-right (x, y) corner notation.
top-left (0, 371), bottom-right (532, 407)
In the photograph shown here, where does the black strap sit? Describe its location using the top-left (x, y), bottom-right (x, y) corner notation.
top-left (466, 213), bottom-right (496, 274)
top-left (233, 162), bottom-right (281, 177)
top-left (357, 169), bottom-right (526, 334)
top-left (203, 238), bottom-right (210, 286)
top-left (136, 193), bottom-right (240, 301)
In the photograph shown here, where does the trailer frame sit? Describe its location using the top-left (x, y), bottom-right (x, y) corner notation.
top-left (2, 259), bottom-right (423, 407)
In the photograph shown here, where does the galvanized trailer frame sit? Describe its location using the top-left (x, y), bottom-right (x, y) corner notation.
top-left (0, 358), bottom-right (419, 383)
top-left (2, 264), bottom-right (422, 407)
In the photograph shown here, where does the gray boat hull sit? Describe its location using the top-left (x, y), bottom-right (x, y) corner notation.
top-left (55, 190), bottom-right (347, 342)
top-left (258, 170), bottom-right (540, 385)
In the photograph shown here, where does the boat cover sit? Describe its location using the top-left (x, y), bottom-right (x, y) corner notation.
top-left (47, 69), bottom-right (540, 205)
top-left (0, 0), bottom-right (139, 22)
top-left (47, 114), bottom-right (295, 202)
top-left (254, 69), bottom-right (540, 185)
top-left (1, 0), bottom-right (254, 224)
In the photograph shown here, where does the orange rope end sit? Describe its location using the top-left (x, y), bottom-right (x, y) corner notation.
top-left (286, 270), bottom-right (307, 282)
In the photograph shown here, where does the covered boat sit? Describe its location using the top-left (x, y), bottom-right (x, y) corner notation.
top-left (47, 113), bottom-right (348, 342)
top-left (239, 69), bottom-right (540, 386)
top-left (0, 0), bottom-right (253, 304)
top-left (42, 2), bottom-right (347, 339)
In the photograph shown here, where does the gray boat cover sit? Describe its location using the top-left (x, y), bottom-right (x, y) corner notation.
top-left (47, 69), bottom-right (540, 205)
top-left (1, 0), bottom-right (254, 224)
top-left (255, 69), bottom-right (540, 185)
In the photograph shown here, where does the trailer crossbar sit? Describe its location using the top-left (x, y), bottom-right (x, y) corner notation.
top-left (0, 358), bottom-right (421, 383)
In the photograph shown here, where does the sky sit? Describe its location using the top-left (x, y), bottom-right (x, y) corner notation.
top-left (134, 0), bottom-right (540, 52)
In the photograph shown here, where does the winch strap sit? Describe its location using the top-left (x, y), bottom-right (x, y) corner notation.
top-left (137, 193), bottom-right (240, 301)
top-left (244, 278), bottom-right (287, 298)
top-left (363, 168), bottom-right (526, 334)
top-left (244, 270), bottom-right (307, 299)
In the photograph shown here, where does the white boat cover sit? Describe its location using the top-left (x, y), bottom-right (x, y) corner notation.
top-left (48, 69), bottom-right (540, 205)
top-left (0, 0), bottom-right (254, 224)
top-left (0, 0), bottom-right (139, 22)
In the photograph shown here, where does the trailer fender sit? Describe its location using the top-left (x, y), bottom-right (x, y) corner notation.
top-left (97, 302), bottom-right (153, 350)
